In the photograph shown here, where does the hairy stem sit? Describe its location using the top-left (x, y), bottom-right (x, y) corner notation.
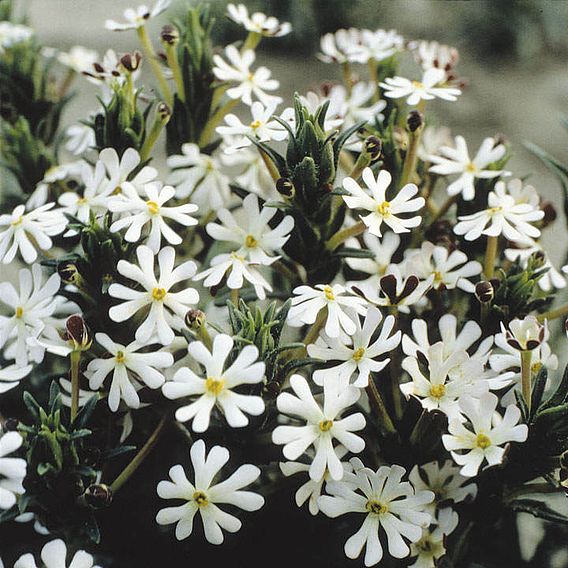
top-left (70, 350), bottom-right (81, 422)
top-left (137, 26), bottom-right (173, 106)
top-left (326, 220), bottom-right (367, 251)
top-left (537, 303), bottom-right (568, 322)
top-left (400, 126), bottom-right (423, 187)
top-left (366, 378), bottom-right (396, 435)
top-left (484, 235), bottom-right (499, 280)
top-left (198, 98), bottom-right (239, 148)
top-left (521, 350), bottom-right (532, 412)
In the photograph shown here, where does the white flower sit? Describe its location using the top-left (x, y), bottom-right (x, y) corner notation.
top-left (57, 46), bottom-right (99, 73)
top-left (319, 459), bottom-right (434, 567)
top-left (279, 446), bottom-right (352, 516)
top-left (404, 241), bottom-right (482, 292)
top-left (288, 283), bottom-right (368, 338)
top-left (0, 432), bottom-right (26, 510)
top-left (194, 252), bottom-right (273, 300)
top-left (501, 316), bottom-right (546, 352)
top-left (14, 539), bottom-right (100, 568)
top-left (279, 91), bottom-right (344, 133)
top-left (206, 193), bottom-right (293, 265)
top-left (505, 243), bottom-right (565, 292)
top-left (105, 0), bottom-right (170, 31)
top-left (0, 204), bottom-right (66, 264)
top-left (226, 4), bottom-right (291, 37)
top-left (99, 147), bottom-right (158, 196)
top-left (409, 40), bottom-right (460, 74)
top-left (65, 122), bottom-right (96, 156)
top-left (442, 392), bottom-right (528, 477)
top-left (220, 142), bottom-right (274, 197)
top-left (0, 364), bottom-right (32, 394)
top-left (86, 333), bottom-right (173, 411)
top-left (217, 101), bottom-right (286, 153)
top-left (343, 168), bottom-right (424, 237)
top-left (401, 343), bottom-right (489, 420)
top-left (318, 28), bottom-right (362, 64)
top-left (0, 264), bottom-right (63, 367)
top-left (0, 22), bottom-right (33, 53)
top-left (408, 507), bottom-right (459, 568)
top-left (328, 82), bottom-right (386, 126)
top-left (349, 28), bottom-right (404, 64)
top-left (345, 232), bottom-right (401, 301)
top-left (427, 136), bottom-right (507, 201)
top-left (167, 143), bottom-right (231, 210)
top-left (108, 245), bottom-right (199, 346)
top-left (408, 460), bottom-right (477, 517)
top-left (108, 182), bottom-right (198, 252)
top-left (374, 265), bottom-right (433, 313)
top-left (380, 68), bottom-right (461, 106)
top-left (212, 45), bottom-right (282, 107)
top-left (272, 375), bottom-right (366, 481)
top-left (454, 181), bottom-right (544, 243)
top-left (156, 439), bottom-right (264, 544)
top-left (162, 334), bottom-right (265, 432)
top-left (308, 307), bottom-right (400, 389)
top-left (418, 126), bottom-right (453, 162)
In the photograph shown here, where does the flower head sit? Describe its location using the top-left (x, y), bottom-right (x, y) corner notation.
top-left (501, 316), bottom-right (546, 352)
top-left (318, 28), bottom-right (362, 64)
top-left (343, 168), bottom-right (424, 237)
top-left (57, 45), bottom-right (99, 73)
top-left (105, 0), bottom-right (170, 31)
top-left (14, 539), bottom-right (100, 568)
top-left (99, 147), bottom-right (158, 196)
top-left (156, 439), bottom-right (264, 544)
top-left (349, 28), bottom-right (404, 64)
top-left (0, 431), bottom-right (26, 510)
top-left (226, 4), bottom-right (291, 37)
top-left (374, 265), bottom-right (433, 313)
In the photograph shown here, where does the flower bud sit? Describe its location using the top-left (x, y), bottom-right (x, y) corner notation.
top-left (406, 110), bottom-right (424, 133)
top-left (57, 261), bottom-right (82, 286)
top-left (64, 315), bottom-right (92, 352)
top-left (2, 418), bottom-right (20, 433)
top-left (475, 281), bottom-right (494, 304)
top-left (160, 24), bottom-right (179, 46)
top-left (276, 177), bottom-right (295, 198)
top-left (540, 201), bottom-right (557, 228)
top-left (364, 136), bottom-right (382, 161)
top-left (120, 51), bottom-right (142, 73)
top-left (502, 316), bottom-right (545, 352)
top-left (84, 484), bottom-right (113, 509)
top-left (157, 102), bottom-right (171, 123)
top-left (185, 309), bottom-right (206, 330)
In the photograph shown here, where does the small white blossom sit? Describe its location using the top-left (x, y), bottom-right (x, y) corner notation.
top-left (0, 432), bottom-right (26, 510)
top-left (57, 46), bottom-right (99, 73)
top-left (206, 193), bottom-right (293, 265)
top-left (226, 4), bottom-right (291, 37)
top-left (418, 126), bottom-right (453, 162)
top-left (212, 45), bottom-right (282, 107)
top-left (272, 375), bottom-right (366, 481)
top-left (374, 265), bottom-right (433, 313)
top-left (108, 182), bottom-right (198, 252)
top-left (318, 28), bottom-right (362, 64)
top-left (319, 459), bottom-right (434, 567)
top-left (343, 168), bottom-right (424, 237)
top-left (105, 0), bottom-right (171, 31)
top-left (0, 22), bottom-right (33, 53)
top-left (288, 283), bottom-right (368, 338)
top-left (217, 101), bottom-right (286, 153)
top-left (409, 40), bottom-right (460, 75)
top-left (156, 439), bottom-right (264, 544)
top-left (65, 121), bottom-right (96, 156)
top-left (404, 241), bottom-right (482, 292)
top-left (0, 364), bottom-right (32, 395)
top-left (349, 28), bottom-right (404, 64)
top-left (14, 539), bottom-right (100, 568)
top-left (108, 245), bottom-right (199, 346)
top-left (442, 392), bottom-right (528, 477)
top-left (86, 333), bottom-right (173, 411)
top-left (454, 181), bottom-right (544, 243)
top-left (220, 142), bottom-right (274, 197)
top-left (380, 68), bottom-right (461, 106)
top-left (427, 136), bottom-right (507, 201)
top-left (163, 334), bottom-right (265, 432)
top-left (308, 307), bottom-right (400, 389)
top-left (167, 143), bottom-right (231, 210)
top-left (99, 147), bottom-right (158, 196)
top-left (0, 204), bottom-right (66, 264)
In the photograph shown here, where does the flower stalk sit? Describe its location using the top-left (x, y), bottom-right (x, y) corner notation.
top-left (70, 350), bottom-right (81, 422)
top-left (326, 220), bottom-right (367, 251)
top-left (484, 235), bottom-right (498, 279)
top-left (521, 350), bottom-right (533, 411)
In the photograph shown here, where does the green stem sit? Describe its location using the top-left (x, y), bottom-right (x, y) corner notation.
top-left (342, 61), bottom-right (353, 96)
top-left (70, 350), bottom-right (81, 422)
top-left (326, 220), bottom-right (367, 251)
top-left (198, 98), bottom-right (239, 148)
top-left (137, 26), bottom-right (173, 106)
top-left (367, 57), bottom-right (380, 102)
top-left (430, 194), bottom-right (457, 222)
top-left (303, 308), bottom-right (328, 347)
top-left (165, 44), bottom-right (185, 102)
top-left (243, 31), bottom-right (262, 51)
top-left (230, 288), bottom-right (240, 305)
top-left (388, 308), bottom-right (403, 421)
top-left (348, 152), bottom-right (372, 182)
top-left (110, 412), bottom-right (169, 493)
top-left (140, 106), bottom-right (170, 161)
top-left (271, 259), bottom-right (298, 282)
top-left (400, 126), bottom-right (423, 187)
top-left (521, 350), bottom-right (532, 412)
top-left (484, 235), bottom-right (499, 280)
top-left (259, 148), bottom-right (280, 182)
top-left (537, 303), bottom-right (568, 322)
top-left (339, 149), bottom-right (356, 173)
top-left (366, 377), bottom-right (396, 435)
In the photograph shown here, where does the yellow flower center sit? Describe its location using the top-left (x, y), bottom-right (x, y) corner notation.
top-left (353, 347), bottom-right (366, 362)
top-left (205, 377), bottom-right (225, 396)
top-left (488, 206), bottom-right (503, 215)
top-left (245, 234), bottom-right (258, 248)
top-left (247, 72), bottom-right (255, 81)
top-left (411, 80), bottom-right (424, 89)
top-left (365, 500), bottom-right (389, 515)
top-left (323, 285), bottom-right (335, 301)
top-left (249, 119), bottom-right (262, 129)
top-left (112, 186), bottom-right (122, 195)
top-left (11, 216), bottom-right (23, 227)
top-left (77, 197), bottom-right (88, 205)
top-left (152, 287), bottom-right (167, 301)
top-left (319, 419), bottom-right (334, 432)
top-left (532, 361), bottom-right (542, 375)
top-left (146, 200), bottom-right (160, 215)
top-left (15, 306), bottom-right (24, 318)
top-left (377, 201), bottom-right (391, 217)
top-left (465, 162), bottom-right (478, 173)
top-left (433, 271), bottom-right (444, 283)
top-left (115, 350), bottom-right (126, 364)
top-left (230, 251), bottom-right (245, 261)
top-left (430, 384), bottom-right (446, 399)
top-left (475, 433), bottom-right (491, 449)
top-left (192, 490), bottom-right (209, 507)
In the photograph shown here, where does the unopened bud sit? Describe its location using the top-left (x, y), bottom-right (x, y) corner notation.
top-left (120, 51), bottom-right (142, 73)
top-left (160, 24), bottom-right (179, 46)
top-left (64, 315), bottom-right (92, 351)
top-left (84, 484), bottom-right (113, 509)
top-left (2, 418), bottom-right (19, 433)
top-left (58, 261), bottom-right (82, 286)
top-left (185, 309), bottom-right (206, 329)
top-left (364, 136), bottom-right (382, 161)
top-left (530, 250), bottom-right (546, 269)
top-left (475, 281), bottom-right (494, 304)
top-left (407, 110), bottom-right (423, 133)
top-left (540, 201), bottom-right (557, 227)
top-left (276, 177), bottom-right (295, 198)
top-left (157, 102), bottom-right (171, 123)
